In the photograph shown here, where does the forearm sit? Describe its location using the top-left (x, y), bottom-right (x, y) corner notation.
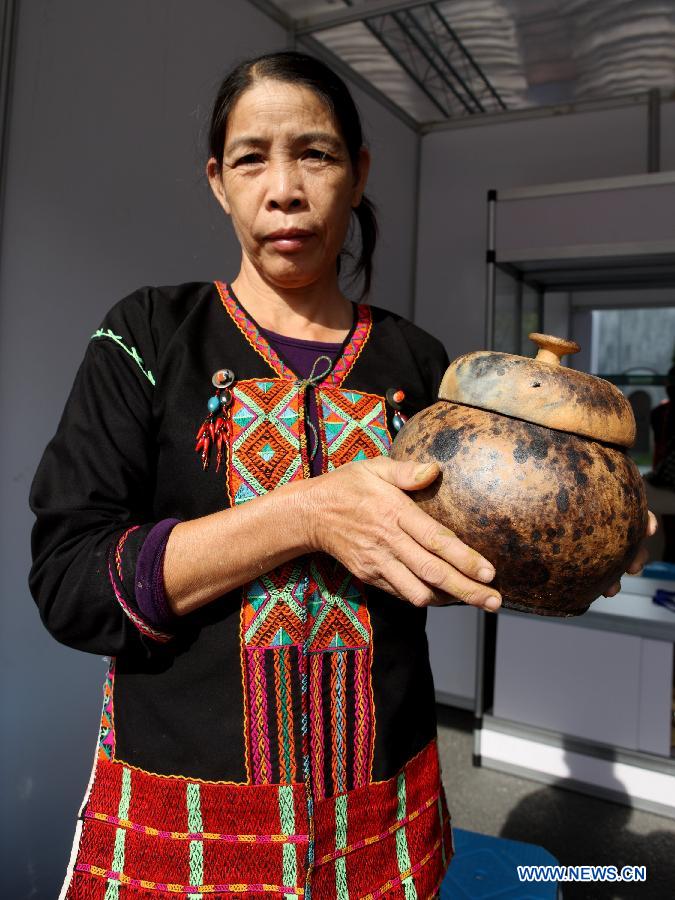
top-left (163, 478), bottom-right (318, 616)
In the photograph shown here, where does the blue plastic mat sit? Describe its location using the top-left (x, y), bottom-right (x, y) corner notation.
top-left (441, 828), bottom-right (560, 899)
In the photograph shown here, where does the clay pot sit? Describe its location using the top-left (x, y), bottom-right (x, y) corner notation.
top-left (391, 334), bottom-right (648, 616)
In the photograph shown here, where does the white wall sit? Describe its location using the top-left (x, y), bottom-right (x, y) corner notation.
top-left (415, 100), bottom-right (675, 360)
top-left (0, 2), bottom-right (419, 894)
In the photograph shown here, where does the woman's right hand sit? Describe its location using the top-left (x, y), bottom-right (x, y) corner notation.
top-left (306, 457), bottom-right (502, 611)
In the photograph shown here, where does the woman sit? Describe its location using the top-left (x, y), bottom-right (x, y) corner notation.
top-left (29, 51), bottom-right (651, 899)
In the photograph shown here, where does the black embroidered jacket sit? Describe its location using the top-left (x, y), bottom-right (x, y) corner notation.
top-left (29, 281), bottom-right (454, 898)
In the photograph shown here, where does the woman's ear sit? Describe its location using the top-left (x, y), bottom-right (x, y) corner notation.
top-left (206, 157), bottom-right (231, 215)
top-left (351, 147), bottom-right (371, 208)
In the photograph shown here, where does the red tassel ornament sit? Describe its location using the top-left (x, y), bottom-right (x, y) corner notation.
top-left (195, 373), bottom-right (234, 471)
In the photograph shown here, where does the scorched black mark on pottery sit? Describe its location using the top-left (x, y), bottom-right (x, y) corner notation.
top-left (430, 426), bottom-right (468, 462)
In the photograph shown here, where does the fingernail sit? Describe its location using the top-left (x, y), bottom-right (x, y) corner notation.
top-left (484, 596), bottom-right (501, 612)
top-left (478, 566), bottom-right (495, 583)
top-left (414, 462), bottom-right (437, 482)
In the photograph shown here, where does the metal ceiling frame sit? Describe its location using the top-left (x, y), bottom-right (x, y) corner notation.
top-left (300, 0), bottom-right (506, 123)
top-left (248, 2), bottom-right (674, 141)
top-left (294, 0), bottom-right (432, 34)
top-left (248, 0), bottom-right (508, 127)
top-left (371, 8), bottom-right (477, 116)
top-left (422, 88), bottom-right (674, 135)
top-left (247, 0), bottom-right (420, 130)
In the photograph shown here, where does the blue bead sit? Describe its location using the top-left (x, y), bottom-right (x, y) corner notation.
top-left (393, 413), bottom-right (404, 431)
top-left (207, 395), bottom-right (220, 413)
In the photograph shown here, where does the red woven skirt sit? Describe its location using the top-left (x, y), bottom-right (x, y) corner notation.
top-left (61, 738), bottom-right (452, 898)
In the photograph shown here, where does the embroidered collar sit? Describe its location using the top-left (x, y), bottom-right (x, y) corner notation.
top-left (215, 281), bottom-right (371, 388)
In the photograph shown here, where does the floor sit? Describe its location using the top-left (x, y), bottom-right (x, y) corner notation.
top-left (435, 705), bottom-right (675, 900)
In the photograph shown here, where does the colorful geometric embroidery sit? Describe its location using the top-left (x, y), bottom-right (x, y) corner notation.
top-left (324, 309), bottom-right (372, 388)
top-left (309, 739), bottom-right (452, 899)
top-left (306, 559), bottom-right (374, 799)
top-left (215, 281), bottom-right (371, 388)
top-left (228, 381), bottom-right (384, 803)
top-left (73, 867), bottom-right (306, 895)
top-left (65, 736), bottom-right (451, 897)
top-left (82, 810), bottom-right (310, 844)
top-left (66, 754), bottom-right (310, 897)
top-left (215, 282), bottom-right (294, 380)
top-left (241, 563), bottom-right (307, 787)
top-left (228, 379), bottom-right (305, 506)
top-left (98, 664), bottom-right (116, 762)
top-left (314, 791), bottom-right (441, 867)
top-left (319, 389), bottom-right (391, 469)
top-left (240, 557), bottom-right (374, 802)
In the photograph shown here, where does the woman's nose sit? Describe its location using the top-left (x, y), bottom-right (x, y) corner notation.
top-left (265, 162), bottom-right (307, 212)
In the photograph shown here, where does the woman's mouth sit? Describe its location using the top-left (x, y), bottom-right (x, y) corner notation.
top-left (264, 230), bottom-right (315, 252)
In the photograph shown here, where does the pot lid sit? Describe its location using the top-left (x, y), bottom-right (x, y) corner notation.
top-left (438, 333), bottom-right (636, 447)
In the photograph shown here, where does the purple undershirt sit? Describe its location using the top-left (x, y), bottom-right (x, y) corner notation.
top-left (134, 329), bottom-right (343, 630)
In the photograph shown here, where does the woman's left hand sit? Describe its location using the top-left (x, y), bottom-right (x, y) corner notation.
top-left (602, 510), bottom-right (658, 598)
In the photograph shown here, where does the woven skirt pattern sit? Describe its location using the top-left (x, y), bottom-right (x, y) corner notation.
top-left (62, 739), bottom-right (452, 899)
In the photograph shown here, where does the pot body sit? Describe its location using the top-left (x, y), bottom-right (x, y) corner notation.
top-left (391, 401), bottom-right (648, 616)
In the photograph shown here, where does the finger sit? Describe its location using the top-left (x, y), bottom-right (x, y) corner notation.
top-left (365, 456), bottom-right (440, 492)
top-left (394, 532), bottom-right (501, 611)
top-left (381, 557), bottom-right (439, 608)
top-left (384, 556), bottom-right (501, 612)
top-left (398, 501), bottom-right (496, 583)
top-left (626, 544), bottom-right (649, 575)
top-left (603, 581), bottom-right (621, 598)
top-left (646, 510), bottom-right (658, 537)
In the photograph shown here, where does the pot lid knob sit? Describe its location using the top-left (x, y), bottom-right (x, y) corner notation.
top-left (529, 333), bottom-right (580, 366)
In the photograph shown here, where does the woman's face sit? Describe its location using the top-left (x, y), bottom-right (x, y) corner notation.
top-left (207, 79), bottom-right (370, 291)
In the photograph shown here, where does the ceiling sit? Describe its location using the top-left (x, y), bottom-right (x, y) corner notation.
top-left (254, 0), bottom-right (675, 129)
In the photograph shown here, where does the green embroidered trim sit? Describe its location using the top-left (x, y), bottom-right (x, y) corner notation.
top-left (278, 785), bottom-right (298, 899)
top-left (335, 794), bottom-right (349, 899)
top-left (118, 766), bottom-right (132, 820)
top-left (396, 772), bottom-right (418, 900)
top-left (104, 831), bottom-right (125, 900)
top-left (187, 782), bottom-right (204, 897)
top-left (91, 328), bottom-right (156, 385)
top-left (105, 767), bottom-right (132, 899)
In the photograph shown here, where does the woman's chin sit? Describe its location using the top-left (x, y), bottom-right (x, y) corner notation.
top-left (259, 260), bottom-right (329, 291)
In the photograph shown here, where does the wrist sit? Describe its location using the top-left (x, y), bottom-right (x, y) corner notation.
top-left (288, 476), bottom-right (325, 554)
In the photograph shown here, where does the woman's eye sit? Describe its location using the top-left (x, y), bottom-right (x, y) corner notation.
top-left (305, 149), bottom-right (331, 161)
top-left (236, 153), bottom-right (264, 166)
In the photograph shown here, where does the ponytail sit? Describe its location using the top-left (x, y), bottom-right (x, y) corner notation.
top-left (353, 195), bottom-right (378, 300)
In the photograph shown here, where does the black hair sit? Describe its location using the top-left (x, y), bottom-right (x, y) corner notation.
top-left (208, 51), bottom-right (377, 299)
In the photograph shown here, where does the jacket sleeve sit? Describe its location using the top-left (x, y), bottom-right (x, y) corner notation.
top-left (28, 294), bottom-right (178, 656)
